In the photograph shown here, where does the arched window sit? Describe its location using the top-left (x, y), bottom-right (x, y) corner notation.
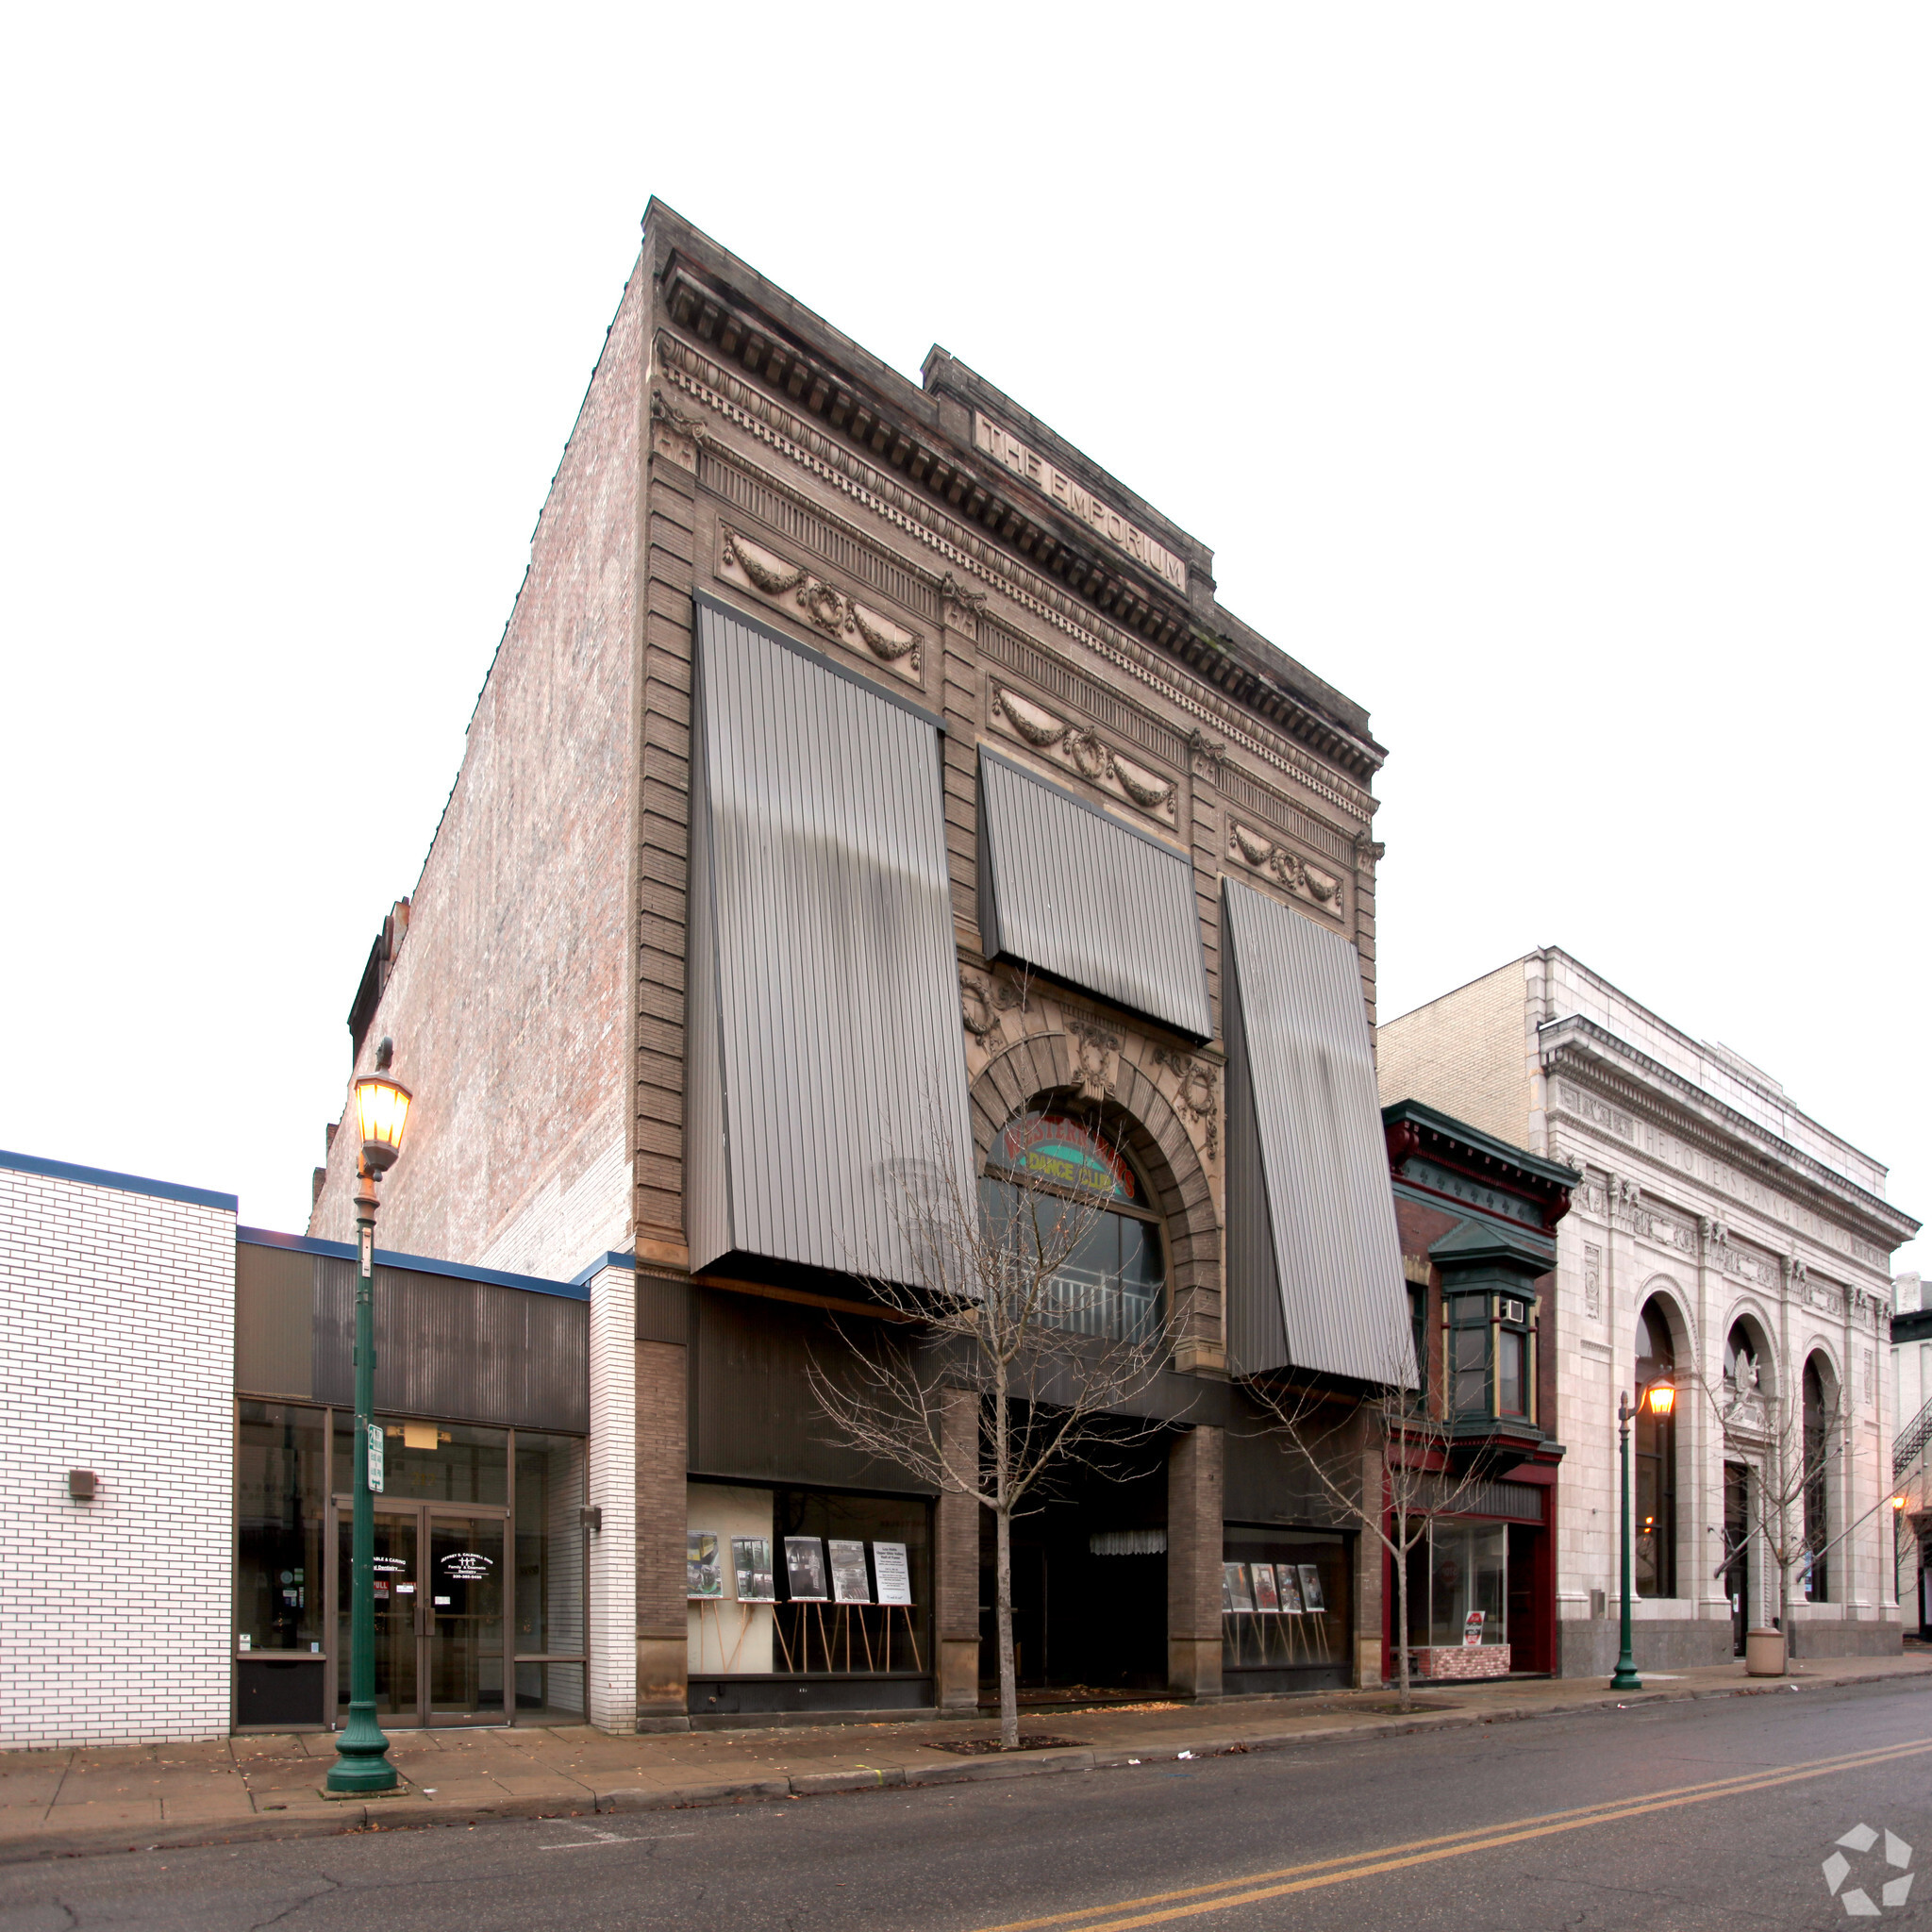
top-left (1803, 1356), bottom-right (1834, 1603)
top-left (1635, 1299), bottom-right (1677, 1598)
top-left (981, 1108), bottom-right (1164, 1344)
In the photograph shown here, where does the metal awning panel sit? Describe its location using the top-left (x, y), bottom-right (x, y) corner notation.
top-left (977, 745), bottom-right (1210, 1040)
top-left (687, 595), bottom-right (975, 1283)
top-left (1222, 877), bottom-right (1414, 1386)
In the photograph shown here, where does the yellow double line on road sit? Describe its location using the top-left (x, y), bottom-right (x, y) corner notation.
top-left (967, 1737), bottom-right (1932, 1932)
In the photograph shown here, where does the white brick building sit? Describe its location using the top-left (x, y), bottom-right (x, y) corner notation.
top-left (1380, 952), bottom-right (1919, 1674)
top-left (1, 1146), bottom-right (604, 1748)
top-left (0, 1151), bottom-right (237, 1747)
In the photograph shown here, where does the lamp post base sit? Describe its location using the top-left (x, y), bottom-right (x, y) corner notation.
top-left (1608, 1663), bottom-right (1643, 1691)
top-left (325, 1703), bottom-right (399, 1794)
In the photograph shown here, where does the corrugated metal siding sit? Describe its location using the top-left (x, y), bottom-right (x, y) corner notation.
top-left (977, 747), bottom-right (1211, 1040)
top-left (1222, 948), bottom-right (1288, 1378)
top-left (310, 1258), bottom-right (587, 1431)
top-left (688, 1288), bottom-right (931, 1491)
top-left (1222, 879), bottom-right (1414, 1386)
top-left (636, 1274), bottom-right (691, 1346)
top-left (235, 1242), bottom-right (315, 1398)
top-left (688, 595), bottom-right (975, 1284)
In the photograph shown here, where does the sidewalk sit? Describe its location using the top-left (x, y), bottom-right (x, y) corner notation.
top-left (5, 1653), bottom-right (1928, 1863)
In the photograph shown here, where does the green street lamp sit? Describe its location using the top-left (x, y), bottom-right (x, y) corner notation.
top-left (1611, 1376), bottom-right (1675, 1692)
top-left (325, 1037), bottom-right (412, 1796)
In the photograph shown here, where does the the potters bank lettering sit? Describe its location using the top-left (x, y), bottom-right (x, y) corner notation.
top-left (974, 414), bottom-right (1187, 593)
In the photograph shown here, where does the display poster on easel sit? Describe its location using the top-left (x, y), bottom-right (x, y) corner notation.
top-left (1251, 1562), bottom-right (1281, 1612)
top-left (687, 1531), bottom-right (723, 1600)
top-left (828, 1540), bottom-right (872, 1605)
top-left (733, 1537), bottom-right (775, 1602)
top-left (1224, 1561), bottom-right (1256, 1614)
top-left (872, 1541), bottom-right (912, 1606)
top-left (1298, 1564), bottom-right (1325, 1613)
top-left (784, 1536), bottom-right (829, 1601)
top-left (1275, 1564), bottom-right (1305, 1613)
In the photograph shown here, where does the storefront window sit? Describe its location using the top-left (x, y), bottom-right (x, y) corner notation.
top-left (333, 1414), bottom-right (508, 1505)
top-left (515, 1432), bottom-right (587, 1662)
top-left (686, 1482), bottom-right (932, 1681)
top-left (1413, 1520), bottom-right (1507, 1647)
top-left (237, 1401), bottom-right (327, 1653)
top-left (1220, 1528), bottom-right (1350, 1677)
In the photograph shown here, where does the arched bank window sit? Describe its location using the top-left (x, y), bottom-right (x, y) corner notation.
top-left (1803, 1356), bottom-right (1834, 1603)
top-left (1634, 1299), bottom-right (1678, 1598)
top-left (981, 1109), bottom-right (1164, 1344)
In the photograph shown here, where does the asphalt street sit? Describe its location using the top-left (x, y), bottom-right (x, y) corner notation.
top-left (4, 1679), bottom-right (1930, 1932)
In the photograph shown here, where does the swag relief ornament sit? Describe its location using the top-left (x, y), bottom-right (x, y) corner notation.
top-left (719, 527), bottom-right (924, 683)
top-left (986, 685), bottom-right (1179, 826)
top-left (959, 968), bottom-right (1028, 1048)
top-left (1225, 820), bottom-right (1341, 913)
top-left (1152, 1045), bottom-right (1220, 1160)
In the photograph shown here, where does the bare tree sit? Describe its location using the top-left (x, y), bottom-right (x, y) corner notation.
top-left (807, 1110), bottom-right (1179, 1750)
top-left (1703, 1359), bottom-right (1845, 1659)
top-left (1241, 1320), bottom-right (1501, 1713)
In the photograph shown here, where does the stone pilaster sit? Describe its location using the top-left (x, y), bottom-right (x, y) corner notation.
top-left (1167, 1424), bottom-right (1224, 1698)
top-left (936, 1386), bottom-right (981, 1709)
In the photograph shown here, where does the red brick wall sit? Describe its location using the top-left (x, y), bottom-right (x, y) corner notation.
top-left (310, 265), bottom-right (645, 1278)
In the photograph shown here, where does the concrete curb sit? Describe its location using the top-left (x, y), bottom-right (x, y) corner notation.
top-left (4, 1663), bottom-right (1927, 1864)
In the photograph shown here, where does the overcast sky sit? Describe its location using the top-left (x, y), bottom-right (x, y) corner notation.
top-left (3, 6), bottom-right (1924, 1272)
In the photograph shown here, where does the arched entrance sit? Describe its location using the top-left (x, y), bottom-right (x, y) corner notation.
top-left (961, 1035), bottom-right (1217, 1702)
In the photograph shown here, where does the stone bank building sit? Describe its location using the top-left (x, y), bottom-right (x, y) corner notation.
top-left (1379, 952), bottom-right (1918, 1674)
top-left (301, 203), bottom-right (1412, 1735)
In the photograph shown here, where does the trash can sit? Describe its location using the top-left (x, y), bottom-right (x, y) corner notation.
top-left (1745, 1626), bottom-right (1787, 1676)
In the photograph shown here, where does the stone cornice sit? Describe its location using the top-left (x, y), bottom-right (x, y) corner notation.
top-left (651, 275), bottom-right (1385, 787)
top-left (1541, 1020), bottom-right (1917, 1255)
top-left (658, 339), bottom-right (1376, 827)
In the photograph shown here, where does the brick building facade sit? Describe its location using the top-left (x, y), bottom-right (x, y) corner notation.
top-left (310, 203), bottom-right (1407, 1727)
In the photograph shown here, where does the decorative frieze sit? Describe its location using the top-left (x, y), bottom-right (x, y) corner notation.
top-left (1224, 819), bottom-right (1342, 918)
top-left (658, 338), bottom-right (1379, 822)
top-left (1583, 1243), bottom-right (1603, 1321)
top-left (986, 684), bottom-right (1179, 827)
top-left (718, 527), bottom-right (923, 684)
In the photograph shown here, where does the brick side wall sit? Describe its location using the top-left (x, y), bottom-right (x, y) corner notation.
top-left (309, 264), bottom-right (646, 1282)
top-left (0, 1170), bottom-right (235, 1746)
top-left (1376, 961), bottom-right (1532, 1147)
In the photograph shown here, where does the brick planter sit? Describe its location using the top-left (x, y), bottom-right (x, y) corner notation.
top-left (1409, 1643), bottom-right (1511, 1680)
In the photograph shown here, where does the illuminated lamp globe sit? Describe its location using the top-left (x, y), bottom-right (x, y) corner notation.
top-left (1644, 1380), bottom-right (1676, 1418)
top-left (354, 1037), bottom-right (412, 1174)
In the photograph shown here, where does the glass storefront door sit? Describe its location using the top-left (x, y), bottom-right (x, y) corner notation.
top-left (333, 1503), bottom-right (508, 1726)
top-left (426, 1516), bottom-right (507, 1721)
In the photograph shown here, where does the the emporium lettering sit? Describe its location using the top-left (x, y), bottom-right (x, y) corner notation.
top-left (974, 414), bottom-right (1188, 592)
